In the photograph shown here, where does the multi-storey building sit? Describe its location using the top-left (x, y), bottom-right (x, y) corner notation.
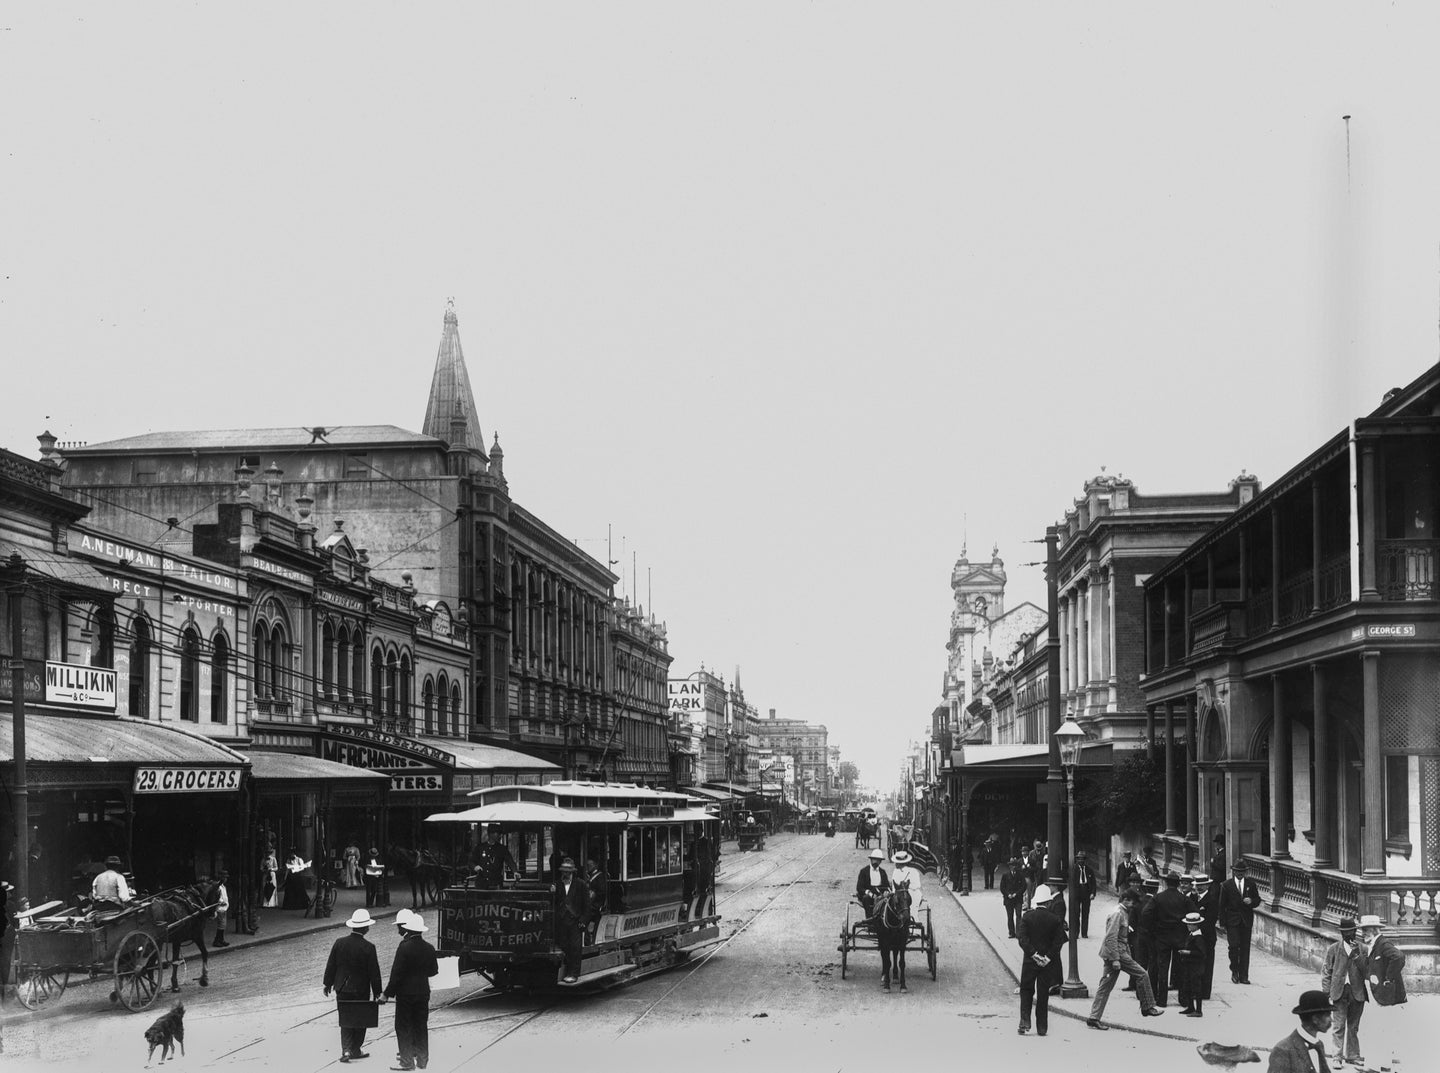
top-left (607, 598), bottom-right (673, 786)
top-left (751, 710), bottom-right (828, 808)
top-left (1141, 361), bottom-right (1440, 984)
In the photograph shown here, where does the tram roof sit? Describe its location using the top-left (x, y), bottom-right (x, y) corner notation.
top-left (463, 780), bottom-right (694, 806)
top-left (424, 801), bottom-right (718, 826)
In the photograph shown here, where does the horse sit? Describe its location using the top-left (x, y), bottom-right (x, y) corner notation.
top-left (387, 846), bottom-right (450, 907)
top-left (872, 884), bottom-right (912, 993)
top-left (148, 881), bottom-right (222, 993)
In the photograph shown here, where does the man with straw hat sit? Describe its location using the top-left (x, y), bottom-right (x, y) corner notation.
top-left (323, 909), bottom-right (383, 1063)
top-left (1358, 914), bottom-right (1406, 1009)
top-left (855, 847), bottom-right (891, 921)
top-left (1266, 990), bottom-right (1335, 1073)
top-left (384, 910), bottom-right (439, 1071)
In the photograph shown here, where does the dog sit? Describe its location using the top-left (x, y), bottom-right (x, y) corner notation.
top-left (144, 1001), bottom-right (185, 1064)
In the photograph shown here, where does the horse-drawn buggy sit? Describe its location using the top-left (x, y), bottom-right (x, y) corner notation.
top-left (837, 887), bottom-right (937, 989)
top-left (9, 882), bottom-right (220, 1012)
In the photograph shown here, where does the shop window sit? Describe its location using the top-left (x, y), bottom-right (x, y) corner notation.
top-left (129, 617), bottom-right (152, 716)
top-left (210, 633), bottom-right (229, 723)
top-left (179, 627), bottom-right (201, 721)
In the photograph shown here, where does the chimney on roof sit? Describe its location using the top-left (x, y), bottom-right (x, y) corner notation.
top-left (295, 492), bottom-right (316, 551)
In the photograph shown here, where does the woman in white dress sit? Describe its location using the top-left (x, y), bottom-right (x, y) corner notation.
top-left (342, 842), bottom-right (362, 888)
top-left (260, 847), bottom-right (280, 908)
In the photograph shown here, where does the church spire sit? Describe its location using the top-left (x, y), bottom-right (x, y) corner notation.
top-left (421, 299), bottom-right (486, 454)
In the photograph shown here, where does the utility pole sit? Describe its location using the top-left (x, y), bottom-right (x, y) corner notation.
top-left (1045, 526), bottom-right (1065, 891)
top-left (5, 556), bottom-right (31, 903)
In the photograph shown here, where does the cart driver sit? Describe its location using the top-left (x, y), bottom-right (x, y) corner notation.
top-left (890, 850), bottom-right (926, 911)
top-left (855, 847), bottom-right (891, 919)
top-left (91, 855), bottom-right (133, 912)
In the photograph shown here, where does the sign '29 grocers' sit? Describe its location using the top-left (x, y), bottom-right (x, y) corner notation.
top-left (134, 766), bottom-right (242, 794)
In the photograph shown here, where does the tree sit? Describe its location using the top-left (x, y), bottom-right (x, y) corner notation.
top-left (1078, 751), bottom-right (1164, 837)
top-left (836, 761), bottom-right (859, 806)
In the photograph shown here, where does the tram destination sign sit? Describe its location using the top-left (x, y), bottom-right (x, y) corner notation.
top-left (442, 896), bottom-right (553, 954)
top-left (44, 660), bottom-right (116, 710)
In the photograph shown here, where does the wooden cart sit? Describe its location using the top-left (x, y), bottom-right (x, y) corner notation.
top-left (9, 894), bottom-right (191, 1012)
top-left (836, 901), bottom-right (937, 982)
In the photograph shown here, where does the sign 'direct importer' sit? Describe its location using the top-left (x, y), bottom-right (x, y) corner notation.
top-left (45, 661), bottom-right (117, 710)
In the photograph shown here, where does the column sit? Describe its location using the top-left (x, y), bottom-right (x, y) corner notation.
top-left (1313, 662), bottom-right (1334, 869)
top-left (1271, 508), bottom-right (1283, 628)
top-left (1186, 696), bottom-right (1199, 842)
top-left (1144, 585), bottom-right (1153, 675)
top-left (1165, 700), bottom-right (1177, 836)
top-left (1183, 567), bottom-right (1193, 654)
top-left (1162, 579), bottom-right (1172, 669)
top-left (1146, 704), bottom-right (1156, 761)
top-left (1361, 651), bottom-right (1384, 874)
top-left (1359, 441), bottom-right (1379, 601)
top-left (1079, 580), bottom-right (1091, 706)
top-left (1059, 596), bottom-right (1070, 697)
top-left (1311, 477), bottom-right (1323, 614)
top-left (1207, 548), bottom-right (1216, 604)
top-left (1239, 525), bottom-right (1250, 600)
top-left (1271, 675), bottom-right (1291, 859)
top-left (1107, 567), bottom-right (1118, 689)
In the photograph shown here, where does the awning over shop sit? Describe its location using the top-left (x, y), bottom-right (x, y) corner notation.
top-left (427, 801), bottom-right (629, 825)
top-left (953, 741), bottom-right (1114, 773)
top-left (246, 751), bottom-right (388, 783)
top-left (0, 541), bottom-right (114, 596)
top-left (701, 781), bottom-right (753, 795)
top-left (412, 736), bottom-right (559, 772)
top-left (0, 711), bottom-right (248, 766)
top-left (686, 786), bottom-right (735, 802)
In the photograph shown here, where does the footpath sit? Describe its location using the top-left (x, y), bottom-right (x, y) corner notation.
top-left (950, 879), bottom-right (1434, 1071)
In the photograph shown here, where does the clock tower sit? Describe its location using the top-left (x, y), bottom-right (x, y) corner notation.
top-left (944, 543), bottom-right (1009, 730)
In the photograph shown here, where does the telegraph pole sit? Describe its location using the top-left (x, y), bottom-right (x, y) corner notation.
top-left (1044, 527), bottom-right (1065, 890)
top-left (5, 555), bottom-right (31, 902)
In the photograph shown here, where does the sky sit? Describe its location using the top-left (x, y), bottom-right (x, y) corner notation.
top-left (4, 3), bottom-right (1440, 791)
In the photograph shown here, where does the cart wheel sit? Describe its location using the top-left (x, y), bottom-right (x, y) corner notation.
top-left (927, 914), bottom-right (937, 980)
top-left (15, 964), bottom-right (69, 1010)
top-left (114, 931), bottom-right (163, 1011)
top-left (839, 929), bottom-right (849, 979)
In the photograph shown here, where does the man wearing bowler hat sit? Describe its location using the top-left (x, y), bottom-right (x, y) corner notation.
top-left (323, 908), bottom-right (384, 1063)
top-left (1267, 990), bottom-right (1335, 1073)
top-left (554, 857), bottom-right (590, 984)
top-left (1320, 916), bottom-right (1367, 1067)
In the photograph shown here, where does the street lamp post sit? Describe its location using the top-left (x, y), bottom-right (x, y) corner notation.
top-left (1055, 716), bottom-right (1089, 999)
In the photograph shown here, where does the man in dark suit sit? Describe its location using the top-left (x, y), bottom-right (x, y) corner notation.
top-left (322, 908), bottom-right (384, 1064)
top-left (1073, 851), bottom-right (1098, 938)
top-left (855, 848), bottom-right (891, 919)
top-left (1193, 875), bottom-right (1220, 1000)
top-left (1148, 872), bottom-right (1190, 1007)
top-left (554, 858), bottom-right (590, 983)
top-left (384, 913), bottom-right (439, 1071)
top-left (1016, 885), bottom-right (1067, 1037)
top-left (981, 835), bottom-right (1002, 889)
top-left (1265, 990), bottom-right (1334, 1073)
top-left (1219, 862), bottom-right (1260, 985)
top-left (1208, 834), bottom-right (1227, 884)
top-left (1000, 856), bottom-right (1026, 938)
top-left (583, 857), bottom-right (608, 939)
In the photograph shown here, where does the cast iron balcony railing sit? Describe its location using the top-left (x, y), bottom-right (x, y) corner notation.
top-left (1376, 539), bottom-right (1438, 601)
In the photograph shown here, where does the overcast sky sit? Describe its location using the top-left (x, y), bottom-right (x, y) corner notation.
top-left (4, 4), bottom-right (1439, 791)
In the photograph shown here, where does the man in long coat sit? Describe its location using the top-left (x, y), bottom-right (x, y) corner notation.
top-left (1218, 861), bottom-right (1260, 985)
top-left (384, 913), bottom-right (439, 1071)
top-left (554, 857), bottom-right (590, 983)
top-left (322, 909), bottom-right (384, 1063)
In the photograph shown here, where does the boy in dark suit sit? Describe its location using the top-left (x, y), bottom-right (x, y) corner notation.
top-left (322, 909), bottom-right (384, 1063)
top-left (384, 913), bottom-right (439, 1071)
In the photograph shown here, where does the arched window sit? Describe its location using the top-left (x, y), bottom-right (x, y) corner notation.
top-left (179, 627), bottom-right (201, 721)
top-left (423, 677), bottom-right (435, 736)
top-left (253, 621), bottom-right (271, 696)
top-left (371, 647), bottom-right (384, 721)
top-left (385, 650), bottom-right (399, 723)
top-left (436, 673), bottom-right (450, 736)
top-left (336, 624), bottom-right (350, 699)
top-left (352, 630), bottom-right (366, 703)
top-left (253, 599), bottom-right (291, 703)
top-left (95, 604), bottom-right (115, 669)
top-left (451, 680), bottom-right (462, 737)
top-left (210, 633), bottom-right (229, 723)
top-left (322, 620), bottom-right (335, 697)
top-left (128, 617), bottom-right (152, 717)
top-left (399, 653), bottom-right (412, 731)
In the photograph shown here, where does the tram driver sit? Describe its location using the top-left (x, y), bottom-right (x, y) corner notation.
top-left (91, 855), bottom-right (133, 912)
top-left (855, 847), bottom-right (891, 919)
top-left (471, 828), bottom-right (516, 888)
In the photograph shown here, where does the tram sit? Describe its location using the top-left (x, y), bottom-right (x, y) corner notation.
top-left (426, 782), bottom-right (722, 992)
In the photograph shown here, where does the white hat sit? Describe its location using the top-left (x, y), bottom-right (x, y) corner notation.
top-left (395, 908), bottom-right (415, 927)
top-left (1357, 914), bottom-right (1384, 931)
top-left (1031, 884), bottom-right (1053, 904)
top-left (345, 909), bottom-right (376, 929)
top-left (402, 914), bottom-right (428, 934)
top-left (891, 851), bottom-right (912, 865)
top-left (867, 847), bottom-right (885, 860)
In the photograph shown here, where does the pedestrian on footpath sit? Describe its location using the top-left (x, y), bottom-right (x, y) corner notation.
top-left (1194, 873), bottom-right (1219, 1001)
top-left (999, 857), bottom-right (1026, 938)
top-left (1174, 911), bottom-right (1208, 1017)
top-left (1149, 872), bottom-right (1190, 1008)
top-left (364, 847), bottom-right (385, 908)
top-left (1023, 841), bottom-right (1045, 910)
top-left (1208, 833), bottom-right (1227, 884)
top-left (981, 835), bottom-right (1001, 890)
top-left (1320, 916), bottom-right (1367, 1067)
top-left (1073, 851), bottom-right (1097, 938)
top-left (1358, 915), bottom-right (1406, 1009)
top-left (384, 910), bottom-right (439, 1071)
top-left (1087, 889), bottom-right (1164, 1030)
top-left (1266, 990), bottom-right (1334, 1073)
top-left (211, 869), bottom-right (231, 947)
top-left (1016, 884), bottom-right (1067, 1037)
top-left (1219, 861), bottom-right (1260, 985)
top-left (322, 908), bottom-right (383, 1064)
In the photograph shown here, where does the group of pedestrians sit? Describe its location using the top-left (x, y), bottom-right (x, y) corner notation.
top-left (322, 906), bottom-right (440, 1070)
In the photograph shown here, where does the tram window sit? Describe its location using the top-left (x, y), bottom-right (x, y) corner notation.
top-left (606, 830), bottom-right (623, 878)
top-left (653, 828), bottom-right (669, 875)
top-left (642, 826), bottom-right (657, 876)
top-left (626, 828), bottom-right (642, 879)
top-left (667, 827), bottom-right (683, 874)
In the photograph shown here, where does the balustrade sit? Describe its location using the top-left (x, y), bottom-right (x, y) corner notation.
top-left (1277, 572), bottom-right (1315, 625)
top-left (1376, 539), bottom-right (1438, 601)
top-left (1239, 854), bottom-right (1440, 935)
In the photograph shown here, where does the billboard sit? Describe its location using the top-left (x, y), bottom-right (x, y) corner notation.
top-left (668, 678), bottom-right (705, 716)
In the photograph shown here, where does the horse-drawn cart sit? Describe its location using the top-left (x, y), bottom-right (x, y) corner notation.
top-left (836, 898), bottom-right (937, 983)
top-left (9, 887), bottom-right (212, 1012)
